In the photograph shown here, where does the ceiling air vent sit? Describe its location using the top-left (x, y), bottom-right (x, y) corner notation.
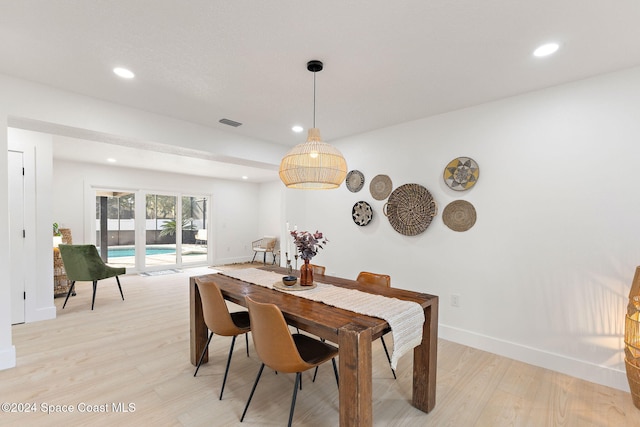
top-left (219, 118), bottom-right (242, 127)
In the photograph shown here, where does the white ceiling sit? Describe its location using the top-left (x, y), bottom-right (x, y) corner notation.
top-left (2, 1), bottom-right (640, 181)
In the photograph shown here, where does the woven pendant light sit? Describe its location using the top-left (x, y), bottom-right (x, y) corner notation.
top-left (279, 60), bottom-right (347, 189)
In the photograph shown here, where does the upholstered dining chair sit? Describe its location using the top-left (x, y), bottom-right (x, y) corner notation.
top-left (58, 244), bottom-right (125, 311)
top-left (194, 280), bottom-right (251, 400)
top-left (241, 296), bottom-right (339, 427)
top-left (356, 271), bottom-right (396, 379)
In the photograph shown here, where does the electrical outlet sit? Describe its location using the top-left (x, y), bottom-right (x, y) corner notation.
top-left (451, 294), bottom-right (460, 307)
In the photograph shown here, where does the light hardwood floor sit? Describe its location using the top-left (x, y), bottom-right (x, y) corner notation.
top-left (2, 264), bottom-right (640, 426)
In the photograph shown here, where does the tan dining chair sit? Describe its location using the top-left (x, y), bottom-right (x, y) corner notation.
top-left (194, 281), bottom-right (251, 400)
top-left (356, 271), bottom-right (396, 379)
top-left (309, 264), bottom-right (326, 276)
top-left (241, 296), bottom-right (339, 427)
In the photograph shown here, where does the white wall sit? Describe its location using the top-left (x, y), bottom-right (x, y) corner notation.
top-left (256, 180), bottom-right (285, 261)
top-left (53, 159), bottom-right (261, 266)
top-left (8, 129), bottom-right (56, 323)
top-left (0, 113), bottom-right (15, 370)
top-left (285, 66), bottom-right (640, 391)
top-left (0, 128), bottom-right (57, 370)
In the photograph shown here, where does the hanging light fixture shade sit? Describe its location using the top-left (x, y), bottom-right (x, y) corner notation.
top-left (279, 127), bottom-right (348, 189)
top-left (279, 60), bottom-right (347, 189)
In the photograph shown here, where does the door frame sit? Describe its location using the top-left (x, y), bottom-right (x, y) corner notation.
top-left (8, 150), bottom-right (25, 324)
top-left (87, 185), bottom-right (212, 273)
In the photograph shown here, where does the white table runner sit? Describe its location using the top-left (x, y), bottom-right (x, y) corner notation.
top-left (219, 268), bottom-right (425, 369)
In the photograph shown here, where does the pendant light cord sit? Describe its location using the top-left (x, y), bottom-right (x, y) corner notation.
top-left (313, 71), bottom-right (317, 128)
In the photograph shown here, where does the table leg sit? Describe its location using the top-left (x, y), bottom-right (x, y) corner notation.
top-left (190, 277), bottom-right (208, 366)
top-left (412, 298), bottom-right (438, 412)
top-left (338, 323), bottom-right (372, 427)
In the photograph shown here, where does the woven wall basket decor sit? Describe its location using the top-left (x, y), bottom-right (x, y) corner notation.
top-left (443, 157), bottom-right (479, 191)
top-left (383, 183), bottom-right (437, 236)
top-left (370, 174), bottom-right (393, 200)
top-left (346, 170), bottom-right (365, 192)
top-left (352, 201), bottom-right (373, 226)
top-left (442, 200), bottom-right (476, 232)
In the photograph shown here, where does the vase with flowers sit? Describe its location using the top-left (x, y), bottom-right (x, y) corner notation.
top-left (290, 230), bottom-right (327, 286)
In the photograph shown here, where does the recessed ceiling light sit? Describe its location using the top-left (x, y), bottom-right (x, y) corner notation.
top-left (292, 125), bottom-right (304, 133)
top-left (242, 176), bottom-right (248, 180)
top-left (107, 158), bottom-right (117, 163)
top-left (113, 67), bottom-right (135, 79)
top-left (533, 43), bottom-right (559, 57)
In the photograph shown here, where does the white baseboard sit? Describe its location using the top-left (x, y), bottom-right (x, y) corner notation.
top-left (26, 305), bottom-right (56, 323)
top-left (439, 324), bottom-right (629, 392)
top-left (0, 345), bottom-right (16, 371)
top-left (215, 256), bottom-right (255, 265)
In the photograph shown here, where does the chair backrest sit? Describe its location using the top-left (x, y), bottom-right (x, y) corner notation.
top-left (309, 264), bottom-right (326, 275)
top-left (252, 236), bottom-right (277, 251)
top-left (58, 244), bottom-right (121, 281)
top-left (246, 296), bottom-right (309, 373)
top-left (195, 229), bottom-right (207, 241)
top-left (263, 237), bottom-right (277, 251)
top-left (197, 281), bottom-right (245, 336)
top-left (356, 271), bottom-right (391, 288)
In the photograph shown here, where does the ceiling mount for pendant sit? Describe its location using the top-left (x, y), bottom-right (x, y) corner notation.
top-left (307, 60), bottom-right (323, 73)
top-left (278, 59), bottom-right (348, 190)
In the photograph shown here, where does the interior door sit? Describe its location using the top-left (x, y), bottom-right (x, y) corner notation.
top-left (8, 150), bottom-right (25, 324)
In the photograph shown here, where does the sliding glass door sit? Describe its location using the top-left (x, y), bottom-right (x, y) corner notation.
top-left (181, 195), bottom-right (208, 265)
top-left (145, 193), bottom-right (178, 269)
top-left (95, 188), bottom-right (211, 272)
top-left (96, 191), bottom-right (135, 268)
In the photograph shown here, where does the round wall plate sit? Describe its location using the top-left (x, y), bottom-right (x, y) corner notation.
top-left (443, 157), bottom-right (479, 191)
top-left (346, 170), bottom-right (365, 192)
top-left (370, 174), bottom-right (392, 200)
top-left (352, 201), bottom-right (373, 226)
top-left (442, 200), bottom-right (476, 232)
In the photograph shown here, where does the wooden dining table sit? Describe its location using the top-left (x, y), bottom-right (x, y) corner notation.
top-left (189, 266), bottom-right (438, 426)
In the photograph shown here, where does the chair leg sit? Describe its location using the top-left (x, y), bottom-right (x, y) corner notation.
top-left (62, 281), bottom-right (76, 309)
top-left (312, 337), bottom-right (326, 382)
top-left (194, 331), bottom-right (214, 377)
top-left (91, 280), bottom-right (98, 310)
top-left (219, 335), bottom-right (237, 400)
top-left (312, 358), bottom-right (339, 386)
top-left (331, 358), bottom-right (339, 387)
top-left (263, 251), bottom-right (266, 265)
top-left (380, 336), bottom-right (396, 379)
top-left (287, 373), bottom-right (301, 427)
top-left (241, 363), bottom-right (265, 422)
top-left (116, 276), bottom-right (124, 300)
top-left (251, 251), bottom-right (257, 263)
top-left (245, 333), bottom-right (249, 357)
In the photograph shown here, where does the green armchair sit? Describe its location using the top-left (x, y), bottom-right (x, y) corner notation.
top-left (58, 244), bottom-right (126, 310)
